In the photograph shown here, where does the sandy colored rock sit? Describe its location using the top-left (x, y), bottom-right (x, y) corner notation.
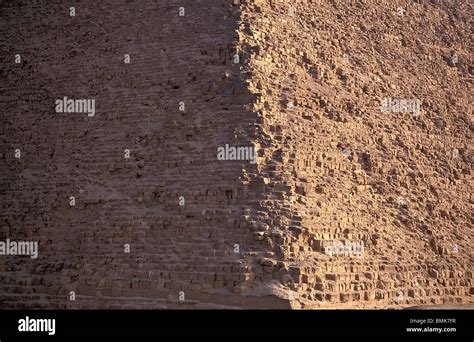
top-left (0, 0), bottom-right (472, 309)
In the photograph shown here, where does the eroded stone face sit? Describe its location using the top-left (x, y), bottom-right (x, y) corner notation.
top-left (0, 0), bottom-right (272, 309)
top-left (238, 0), bottom-right (472, 308)
top-left (0, 0), bottom-right (472, 309)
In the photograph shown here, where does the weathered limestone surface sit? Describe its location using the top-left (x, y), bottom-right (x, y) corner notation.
top-left (238, 0), bottom-right (473, 308)
top-left (0, 0), bottom-right (472, 309)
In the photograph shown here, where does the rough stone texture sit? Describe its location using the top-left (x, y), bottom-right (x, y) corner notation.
top-left (238, 0), bottom-right (473, 308)
top-left (0, 0), bottom-right (472, 309)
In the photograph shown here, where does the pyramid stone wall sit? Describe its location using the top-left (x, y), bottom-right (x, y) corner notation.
top-left (0, 0), bottom-right (472, 309)
top-left (239, 0), bottom-right (473, 308)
